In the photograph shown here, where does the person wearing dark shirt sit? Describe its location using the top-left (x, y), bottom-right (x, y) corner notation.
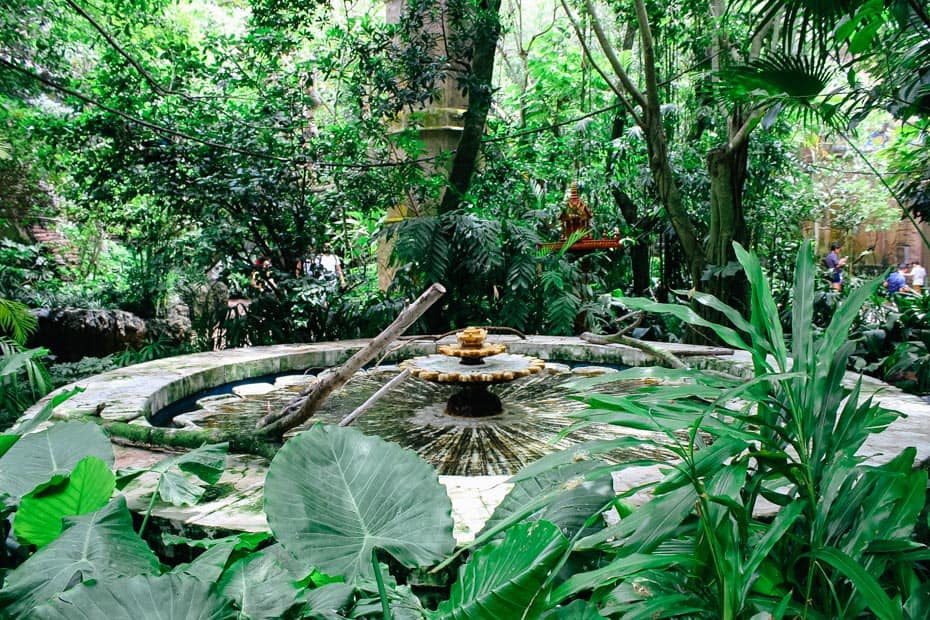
top-left (825, 242), bottom-right (847, 292)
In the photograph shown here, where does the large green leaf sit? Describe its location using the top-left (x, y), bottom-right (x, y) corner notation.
top-left (550, 552), bottom-right (696, 606)
top-left (0, 497), bottom-right (160, 618)
top-left (217, 546), bottom-right (302, 620)
top-left (28, 574), bottom-right (237, 620)
top-left (0, 421), bottom-right (113, 500)
top-left (14, 456), bottom-right (115, 547)
top-left (431, 520), bottom-right (568, 620)
top-left (482, 460), bottom-right (613, 539)
top-left (614, 296), bottom-right (751, 351)
top-left (118, 443), bottom-right (228, 507)
top-left (540, 599), bottom-right (607, 619)
top-left (264, 424), bottom-right (455, 581)
top-left (810, 547), bottom-right (904, 620)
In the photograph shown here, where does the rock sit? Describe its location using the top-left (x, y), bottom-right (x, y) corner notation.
top-left (146, 302), bottom-right (193, 346)
top-left (184, 281), bottom-right (230, 327)
top-left (34, 307), bottom-right (147, 362)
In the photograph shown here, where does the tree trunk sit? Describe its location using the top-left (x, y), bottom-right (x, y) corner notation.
top-left (641, 110), bottom-right (705, 289)
top-left (609, 114), bottom-right (651, 295)
top-left (438, 0), bottom-right (503, 214)
top-left (704, 138), bottom-right (749, 315)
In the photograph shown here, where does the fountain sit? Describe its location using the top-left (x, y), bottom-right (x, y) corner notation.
top-left (400, 326), bottom-right (546, 417)
top-left (29, 332), bottom-right (894, 540)
top-left (160, 329), bottom-right (664, 476)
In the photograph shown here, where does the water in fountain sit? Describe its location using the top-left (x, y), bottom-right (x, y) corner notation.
top-left (166, 365), bottom-right (673, 476)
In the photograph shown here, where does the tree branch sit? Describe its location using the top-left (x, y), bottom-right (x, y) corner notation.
top-left (559, 0), bottom-right (642, 125)
top-left (64, 0), bottom-right (211, 102)
top-left (578, 0), bottom-right (648, 110)
top-left (632, 0), bottom-right (660, 111)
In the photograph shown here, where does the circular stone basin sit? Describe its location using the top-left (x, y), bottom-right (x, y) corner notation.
top-left (165, 366), bottom-right (671, 476)
top-left (18, 336), bottom-right (930, 543)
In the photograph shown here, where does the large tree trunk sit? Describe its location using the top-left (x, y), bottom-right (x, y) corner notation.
top-left (641, 110), bottom-right (705, 289)
top-left (438, 0), bottom-right (502, 214)
top-left (704, 135), bottom-right (749, 315)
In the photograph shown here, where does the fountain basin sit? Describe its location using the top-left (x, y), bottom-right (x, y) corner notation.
top-left (19, 336), bottom-right (930, 542)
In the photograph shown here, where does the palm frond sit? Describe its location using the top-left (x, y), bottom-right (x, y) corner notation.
top-left (0, 298), bottom-right (38, 346)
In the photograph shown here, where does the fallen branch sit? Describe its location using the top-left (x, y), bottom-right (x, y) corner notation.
top-left (97, 420), bottom-right (280, 460)
top-left (339, 369), bottom-right (411, 427)
top-left (580, 331), bottom-right (687, 369)
top-left (256, 283), bottom-right (446, 438)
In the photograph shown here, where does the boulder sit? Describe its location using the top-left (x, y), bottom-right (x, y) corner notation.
top-left (147, 302), bottom-right (193, 346)
top-left (34, 307), bottom-right (147, 362)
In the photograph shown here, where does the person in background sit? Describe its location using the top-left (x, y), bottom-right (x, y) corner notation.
top-left (825, 242), bottom-right (847, 292)
top-left (884, 264), bottom-right (911, 295)
top-left (251, 256), bottom-right (276, 292)
top-left (318, 243), bottom-right (345, 288)
top-left (908, 260), bottom-right (926, 295)
top-left (297, 247), bottom-right (320, 278)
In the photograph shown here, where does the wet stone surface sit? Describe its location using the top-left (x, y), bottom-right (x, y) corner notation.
top-left (171, 367), bottom-right (671, 476)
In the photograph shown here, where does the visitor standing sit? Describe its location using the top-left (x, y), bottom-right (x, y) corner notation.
top-left (884, 264), bottom-right (910, 295)
top-left (909, 260), bottom-right (926, 294)
top-left (251, 256), bottom-right (276, 292)
top-left (825, 242), bottom-right (847, 292)
top-left (318, 243), bottom-right (345, 288)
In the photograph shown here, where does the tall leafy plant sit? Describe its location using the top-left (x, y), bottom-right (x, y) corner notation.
top-left (532, 240), bottom-right (929, 618)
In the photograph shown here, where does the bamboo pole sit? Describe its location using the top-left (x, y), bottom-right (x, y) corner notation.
top-left (256, 283), bottom-right (446, 437)
top-left (338, 368), bottom-right (411, 427)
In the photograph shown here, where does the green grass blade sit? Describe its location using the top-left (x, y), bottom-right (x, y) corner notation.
top-left (810, 547), bottom-right (904, 620)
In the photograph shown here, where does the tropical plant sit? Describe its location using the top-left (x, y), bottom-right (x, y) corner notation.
top-left (0, 296), bottom-right (50, 425)
top-left (521, 239), bottom-right (929, 617)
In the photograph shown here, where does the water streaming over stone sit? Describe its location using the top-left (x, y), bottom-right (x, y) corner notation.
top-left (169, 366), bottom-right (674, 476)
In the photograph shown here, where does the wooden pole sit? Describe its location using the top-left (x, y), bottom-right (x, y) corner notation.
top-left (256, 283), bottom-right (446, 437)
top-left (338, 369), bottom-right (411, 427)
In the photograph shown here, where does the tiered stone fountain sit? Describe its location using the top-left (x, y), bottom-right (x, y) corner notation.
top-left (401, 326), bottom-right (546, 417)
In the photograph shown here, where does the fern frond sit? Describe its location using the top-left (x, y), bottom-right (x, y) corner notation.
top-left (0, 298), bottom-right (37, 345)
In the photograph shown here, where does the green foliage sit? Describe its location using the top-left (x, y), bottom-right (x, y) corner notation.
top-left (0, 421), bottom-right (112, 501)
top-left (264, 424), bottom-right (455, 581)
top-left (431, 520), bottom-right (568, 620)
top-left (29, 573), bottom-right (237, 620)
top-left (13, 455), bottom-right (115, 548)
top-left (116, 442), bottom-right (228, 536)
top-left (0, 339), bottom-right (51, 426)
top-left (0, 297), bottom-right (36, 345)
top-left (543, 240), bottom-right (927, 617)
top-left (0, 497), bottom-right (161, 618)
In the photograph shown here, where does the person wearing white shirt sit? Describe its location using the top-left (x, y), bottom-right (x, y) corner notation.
top-left (909, 260), bottom-right (926, 294)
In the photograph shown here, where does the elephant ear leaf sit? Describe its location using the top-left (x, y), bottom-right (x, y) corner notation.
top-left (14, 456), bottom-right (115, 547)
top-left (27, 574), bottom-right (237, 620)
top-left (217, 547), bottom-right (302, 620)
top-left (0, 421), bottom-right (113, 500)
top-left (431, 520), bottom-right (568, 620)
top-left (0, 497), bottom-right (159, 618)
top-left (118, 442), bottom-right (228, 507)
top-left (264, 424), bottom-right (455, 581)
